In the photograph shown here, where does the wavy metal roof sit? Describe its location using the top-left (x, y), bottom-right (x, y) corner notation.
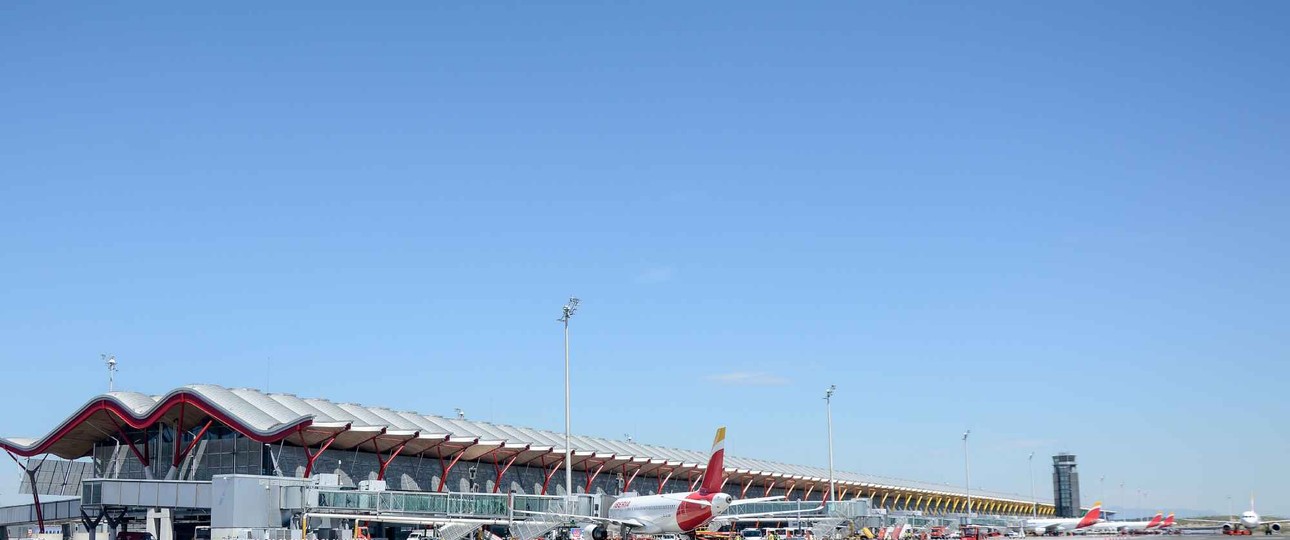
top-left (0, 384), bottom-right (1047, 504)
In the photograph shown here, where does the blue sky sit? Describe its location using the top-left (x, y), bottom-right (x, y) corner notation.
top-left (2, 2), bottom-right (1287, 515)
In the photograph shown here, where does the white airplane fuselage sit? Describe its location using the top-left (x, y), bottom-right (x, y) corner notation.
top-left (1024, 504), bottom-right (1103, 535)
top-left (1235, 511), bottom-right (1262, 531)
top-left (606, 492), bottom-right (733, 534)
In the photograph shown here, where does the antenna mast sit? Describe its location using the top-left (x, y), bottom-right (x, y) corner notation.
top-left (102, 354), bottom-right (117, 392)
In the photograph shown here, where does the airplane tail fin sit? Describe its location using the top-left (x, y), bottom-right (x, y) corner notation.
top-left (1146, 513), bottom-right (1163, 528)
top-left (698, 427), bottom-right (726, 494)
top-left (1076, 501), bottom-right (1103, 529)
top-left (1161, 513), bottom-right (1175, 528)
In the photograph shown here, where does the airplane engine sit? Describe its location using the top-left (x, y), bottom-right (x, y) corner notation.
top-left (582, 525), bottom-right (609, 540)
top-left (1222, 524), bottom-right (1235, 534)
top-left (1032, 528), bottom-right (1047, 536)
top-left (1270, 523), bottom-right (1282, 533)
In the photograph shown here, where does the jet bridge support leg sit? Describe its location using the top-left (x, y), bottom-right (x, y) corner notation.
top-left (80, 509), bottom-right (104, 540)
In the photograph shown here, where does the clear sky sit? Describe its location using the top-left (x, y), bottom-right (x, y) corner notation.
top-left (2, 1), bottom-right (1287, 516)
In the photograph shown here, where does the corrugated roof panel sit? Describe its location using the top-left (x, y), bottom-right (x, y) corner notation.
top-left (390, 411), bottom-right (452, 436)
top-left (106, 391), bottom-right (159, 413)
top-left (334, 403), bottom-right (393, 427)
top-left (424, 416), bottom-right (487, 438)
top-left (507, 427), bottom-right (564, 448)
top-left (304, 398), bottom-right (375, 427)
top-left (185, 385), bottom-right (295, 431)
top-left (459, 420), bottom-right (511, 441)
top-left (267, 393), bottom-right (339, 423)
top-left (229, 388), bottom-right (303, 423)
top-left (362, 407), bottom-right (423, 431)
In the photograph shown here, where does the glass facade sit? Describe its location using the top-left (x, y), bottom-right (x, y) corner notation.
top-left (1051, 453), bottom-right (1080, 518)
top-left (91, 425), bottom-right (267, 481)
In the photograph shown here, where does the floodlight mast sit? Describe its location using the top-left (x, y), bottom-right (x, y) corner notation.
top-left (559, 296), bottom-right (580, 506)
top-left (825, 384), bottom-right (837, 505)
top-left (963, 430), bottom-right (972, 525)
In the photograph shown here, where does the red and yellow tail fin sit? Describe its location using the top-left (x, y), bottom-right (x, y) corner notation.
top-left (1146, 513), bottom-right (1163, 528)
top-left (1076, 501), bottom-right (1103, 528)
top-left (699, 427), bottom-right (726, 494)
top-left (1161, 513), bottom-right (1175, 527)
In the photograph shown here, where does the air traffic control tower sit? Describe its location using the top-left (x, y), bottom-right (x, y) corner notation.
top-left (1052, 453), bottom-right (1080, 518)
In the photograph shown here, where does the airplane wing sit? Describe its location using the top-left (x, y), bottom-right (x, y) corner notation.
top-left (1184, 519), bottom-right (1234, 524)
top-left (512, 510), bottom-right (645, 530)
top-left (730, 496), bottom-right (787, 506)
top-left (718, 504), bottom-right (826, 521)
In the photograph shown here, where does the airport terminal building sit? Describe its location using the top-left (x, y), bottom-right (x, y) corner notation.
top-left (0, 385), bottom-right (1055, 539)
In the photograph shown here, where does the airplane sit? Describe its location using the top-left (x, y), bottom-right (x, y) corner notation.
top-left (1190, 495), bottom-right (1289, 534)
top-left (523, 427), bottom-right (819, 540)
top-left (1082, 512), bottom-right (1162, 534)
top-left (1158, 514), bottom-right (1175, 530)
top-left (1022, 502), bottom-right (1103, 535)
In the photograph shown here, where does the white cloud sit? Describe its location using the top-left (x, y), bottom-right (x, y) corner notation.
top-left (705, 372), bottom-right (790, 386)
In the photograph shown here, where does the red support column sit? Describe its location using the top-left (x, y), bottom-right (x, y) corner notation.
top-left (583, 458), bottom-right (610, 493)
top-left (374, 433), bottom-right (416, 481)
top-left (804, 484), bottom-right (816, 501)
top-left (622, 465), bottom-right (643, 494)
top-left (172, 420), bottom-right (213, 468)
top-left (656, 467), bottom-right (675, 494)
top-left (6, 452), bottom-right (44, 533)
top-left (740, 478), bottom-right (755, 498)
top-left (719, 475), bottom-right (730, 491)
top-left (297, 425), bottom-right (350, 478)
top-left (491, 447), bottom-right (527, 493)
top-left (784, 481), bottom-right (797, 500)
top-left (540, 456), bottom-right (565, 495)
top-left (753, 479), bottom-right (774, 497)
top-left (172, 404), bottom-right (186, 468)
top-left (110, 418), bottom-right (150, 469)
top-left (436, 448), bottom-right (470, 492)
top-left (688, 471), bottom-right (701, 491)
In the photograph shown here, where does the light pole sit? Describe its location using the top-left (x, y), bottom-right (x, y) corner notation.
top-left (1028, 452), bottom-right (1035, 517)
top-left (1100, 475), bottom-right (1105, 506)
top-left (1228, 495), bottom-right (1233, 520)
top-left (825, 384), bottom-right (837, 504)
top-left (560, 296), bottom-right (580, 505)
top-left (1119, 482), bottom-right (1125, 517)
top-left (963, 430), bottom-right (972, 524)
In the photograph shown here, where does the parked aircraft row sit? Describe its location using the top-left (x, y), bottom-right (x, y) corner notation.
top-left (522, 427), bottom-right (819, 539)
top-left (522, 427), bottom-right (1283, 539)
